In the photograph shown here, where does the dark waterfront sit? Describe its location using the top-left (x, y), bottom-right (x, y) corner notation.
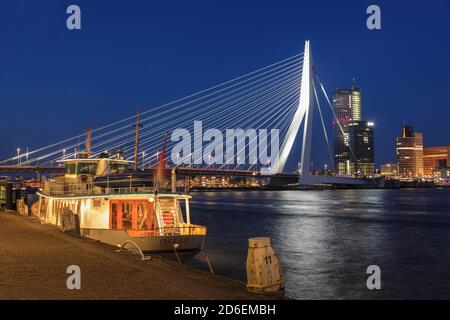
top-left (187, 188), bottom-right (450, 299)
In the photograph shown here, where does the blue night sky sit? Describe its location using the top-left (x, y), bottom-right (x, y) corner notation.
top-left (0, 0), bottom-right (449, 169)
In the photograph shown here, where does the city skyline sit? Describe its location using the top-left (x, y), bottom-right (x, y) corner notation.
top-left (1, 1), bottom-right (449, 169)
top-left (391, 124), bottom-right (450, 179)
top-left (1, 0), bottom-right (450, 304)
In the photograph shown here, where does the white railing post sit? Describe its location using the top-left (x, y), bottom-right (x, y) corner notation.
top-left (185, 198), bottom-right (191, 225)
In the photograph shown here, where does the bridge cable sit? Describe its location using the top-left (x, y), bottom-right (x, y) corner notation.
top-left (312, 80), bottom-right (334, 170)
top-left (1, 53), bottom-right (303, 165)
top-left (22, 57), bottom-right (303, 166)
top-left (313, 70), bottom-right (358, 166)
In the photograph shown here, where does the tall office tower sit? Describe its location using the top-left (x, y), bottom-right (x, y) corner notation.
top-left (348, 121), bottom-right (375, 176)
top-left (414, 132), bottom-right (424, 176)
top-left (351, 86), bottom-right (361, 121)
top-left (402, 125), bottom-right (414, 138)
top-left (332, 86), bottom-right (364, 174)
top-left (396, 125), bottom-right (424, 178)
top-left (333, 89), bottom-right (352, 174)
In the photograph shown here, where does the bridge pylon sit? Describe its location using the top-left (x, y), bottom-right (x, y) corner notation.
top-left (276, 40), bottom-right (314, 183)
top-left (274, 40), bottom-right (371, 186)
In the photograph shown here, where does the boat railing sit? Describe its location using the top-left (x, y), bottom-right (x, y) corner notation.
top-left (43, 185), bottom-right (158, 197)
top-left (41, 177), bottom-right (177, 197)
top-left (126, 225), bottom-right (207, 237)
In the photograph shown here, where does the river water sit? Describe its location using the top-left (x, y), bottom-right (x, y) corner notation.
top-left (187, 188), bottom-right (450, 299)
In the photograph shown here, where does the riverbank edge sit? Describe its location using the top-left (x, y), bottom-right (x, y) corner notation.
top-left (0, 210), bottom-right (286, 300)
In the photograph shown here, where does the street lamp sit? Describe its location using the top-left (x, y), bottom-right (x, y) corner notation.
top-left (17, 148), bottom-right (21, 165)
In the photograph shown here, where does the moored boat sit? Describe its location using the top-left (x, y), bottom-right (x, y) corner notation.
top-left (35, 154), bottom-right (206, 262)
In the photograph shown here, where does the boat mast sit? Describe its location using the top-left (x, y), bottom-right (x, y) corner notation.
top-left (155, 134), bottom-right (168, 192)
top-left (133, 111), bottom-right (142, 171)
top-left (78, 125), bottom-right (92, 159)
top-left (86, 125), bottom-right (92, 156)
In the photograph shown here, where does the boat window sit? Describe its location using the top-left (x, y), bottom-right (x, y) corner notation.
top-left (122, 203), bottom-right (132, 229)
top-left (0, 186), bottom-right (5, 203)
top-left (65, 163), bottom-right (76, 175)
top-left (111, 203), bottom-right (118, 229)
top-left (78, 162), bottom-right (97, 175)
top-left (111, 163), bottom-right (127, 174)
top-left (136, 203), bottom-right (148, 229)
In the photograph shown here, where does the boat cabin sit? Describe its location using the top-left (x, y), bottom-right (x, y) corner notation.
top-left (63, 158), bottom-right (130, 178)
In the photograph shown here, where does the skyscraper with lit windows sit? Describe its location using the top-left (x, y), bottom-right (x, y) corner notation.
top-left (333, 85), bottom-right (373, 176)
top-left (333, 88), bottom-right (352, 174)
top-left (348, 120), bottom-right (375, 176)
top-left (396, 125), bottom-right (424, 178)
top-left (351, 86), bottom-right (361, 121)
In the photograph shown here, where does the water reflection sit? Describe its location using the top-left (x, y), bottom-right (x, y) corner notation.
top-left (188, 189), bottom-right (450, 299)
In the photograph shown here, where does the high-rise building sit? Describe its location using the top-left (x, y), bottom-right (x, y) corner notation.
top-left (414, 132), bottom-right (424, 176)
top-left (423, 146), bottom-right (450, 176)
top-left (332, 85), bottom-right (371, 175)
top-left (332, 88), bottom-right (353, 174)
top-left (396, 125), bottom-right (424, 178)
top-left (351, 86), bottom-right (361, 121)
top-left (348, 121), bottom-right (375, 176)
top-left (402, 125), bottom-right (414, 138)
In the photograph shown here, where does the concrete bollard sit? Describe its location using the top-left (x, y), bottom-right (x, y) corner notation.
top-left (246, 237), bottom-right (285, 293)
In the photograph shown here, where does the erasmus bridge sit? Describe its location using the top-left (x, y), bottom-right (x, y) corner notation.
top-left (0, 41), bottom-right (368, 186)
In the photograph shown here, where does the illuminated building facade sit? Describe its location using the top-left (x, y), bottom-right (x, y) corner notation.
top-left (351, 86), bottom-right (361, 121)
top-left (333, 88), bottom-right (352, 174)
top-left (436, 167), bottom-right (450, 184)
top-left (414, 132), bottom-right (424, 176)
top-left (348, 121), bottom-right (375, 176)
top-left (381, 163), bottom-right (399, 178)
top-left (423, 146), bottom-right (450, 176)
top-left (396, 125), bottom-right (424, 178)
top-left (333, 85), bottom-right (372, 176)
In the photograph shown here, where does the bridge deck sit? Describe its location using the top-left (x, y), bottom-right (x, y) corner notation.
top-left (0, 165), bottom-right (266, 177)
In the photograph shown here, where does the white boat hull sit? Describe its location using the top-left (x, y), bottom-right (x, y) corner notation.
top-left (35, 190), bottom-right (206, 262)
top-left (82, 228), bottom-right (205, 262)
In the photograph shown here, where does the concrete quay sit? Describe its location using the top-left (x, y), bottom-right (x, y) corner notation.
top-left (0, 212), bottom-right (282, 300)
